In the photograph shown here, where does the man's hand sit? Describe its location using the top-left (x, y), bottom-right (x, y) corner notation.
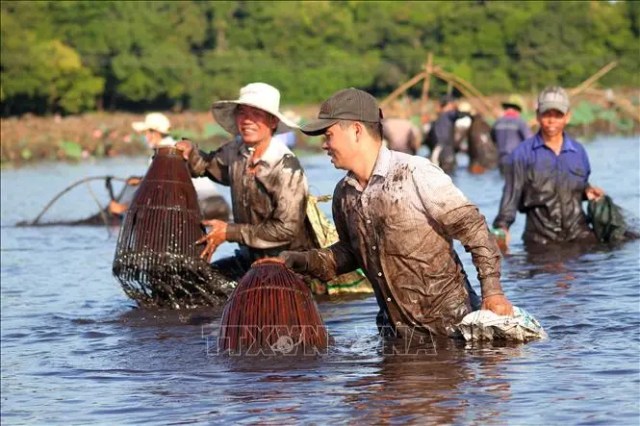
top-left (491, 227), bottom-right (510, 254)
top-left (126, 176), bottom-right (142, 186)
top-left (175, 139), bottom-right (194, 161)
top-left (585, 185), bottom-right (605, 201)
top-left (108, 200), bottom-right (128, 215)
top-left (279, 250), bottom-right (309, 273)
top-left (482, 294), bottom-right (514, 316)
top-left (196, 219), bottom-right (228, 262)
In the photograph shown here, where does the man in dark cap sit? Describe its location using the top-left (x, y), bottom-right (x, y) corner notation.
top-left (280, 88), bottom-right (513, 341)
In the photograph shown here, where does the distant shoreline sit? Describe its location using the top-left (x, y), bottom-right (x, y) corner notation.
top-left (1, 96), bottom-right (638, 167)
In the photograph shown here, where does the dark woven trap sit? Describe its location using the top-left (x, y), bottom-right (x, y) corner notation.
top-left (112, 147), bottom-right (234, 309)
top-left (218, 258), bottom-right (330, 356)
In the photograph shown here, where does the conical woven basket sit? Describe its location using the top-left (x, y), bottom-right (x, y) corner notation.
top-left (112, 147), bottom-right (235, 308)
top-left (218, 258), bottom-right (330, 355)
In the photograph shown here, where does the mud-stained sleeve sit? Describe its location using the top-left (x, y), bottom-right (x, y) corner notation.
top-left (226, 155), bottom-right (306, 249)
top-left (493, 152), bottom-right (525, 231)
top-left (305, 183), bottom-right (359, 281)
top-left (412, 160), bottom-right (504, 298)
top-left (187, 142), bottom-right (231, 186)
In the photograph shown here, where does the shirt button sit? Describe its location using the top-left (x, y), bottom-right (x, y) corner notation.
top-left (372, 245), bottom-right (377, 250)
top-left (386, 297), bottom-right (391, 302)
top-left (396, 321), bottom-right (402, 327)
top-left (366, 219), bottom-right (371, 224)
top-left (377, 272), bottom-right (382, 277)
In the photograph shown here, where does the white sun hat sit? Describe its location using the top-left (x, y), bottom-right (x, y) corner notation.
top-left (211, 83), bottom-right (298, 135)
top-left (131, 112), bottom-right (171, 134)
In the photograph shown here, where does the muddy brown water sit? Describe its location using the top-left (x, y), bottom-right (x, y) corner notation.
top-left (1, 136), bottom-right (639, 424)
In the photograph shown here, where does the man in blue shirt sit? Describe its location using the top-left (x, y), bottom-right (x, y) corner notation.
top-left (491, 94), bottom-right (533, 173)
top-left (493, 87), bottom-right (604, 247)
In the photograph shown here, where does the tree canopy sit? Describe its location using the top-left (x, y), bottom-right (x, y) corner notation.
top-left (1, 0), bottom-right (638, 116)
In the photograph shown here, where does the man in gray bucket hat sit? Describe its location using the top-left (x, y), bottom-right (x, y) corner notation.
top-left (280, 88), bottom-right (513, 341)
top-left (493, 86), bottom-right (605, 248)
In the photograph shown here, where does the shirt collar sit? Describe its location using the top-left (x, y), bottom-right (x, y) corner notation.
top-left (239, 138), bottom-right (293, 168)
top-left (533, 132), bottom-right (577, 152)
top-left (371, 145), bottom-right (392, 178)
top-left (157, 135), bottom-right (176, 147)
top-left (344, 145), bottom-right (391, 190)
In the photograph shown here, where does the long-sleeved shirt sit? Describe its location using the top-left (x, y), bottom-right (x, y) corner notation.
top-left (305, 147), bottom-right (504, 337)
top-left (493, 133), bottom-right (595, 245)
top-left (187, 138), bottom-right (316, 259)
top-left (491, 111), bottom-right (532, 165)
top-left (424, 110), bottom-right (458, 174)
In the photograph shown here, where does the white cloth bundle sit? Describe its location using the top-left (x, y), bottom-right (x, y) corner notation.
top-left (457, 307), bottom-right (547, 342)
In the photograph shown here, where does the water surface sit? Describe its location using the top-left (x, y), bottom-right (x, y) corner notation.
top-left (2, 136), bottom-right (639, 424)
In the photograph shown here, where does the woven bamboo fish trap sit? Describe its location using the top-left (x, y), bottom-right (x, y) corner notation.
top-left (112, 146), bottom-right (235, 309)
top-left (218, 258), bottom-right (330, 356)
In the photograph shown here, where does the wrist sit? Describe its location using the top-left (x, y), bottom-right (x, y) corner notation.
top-left (225, 223), bottom-right (243, 243)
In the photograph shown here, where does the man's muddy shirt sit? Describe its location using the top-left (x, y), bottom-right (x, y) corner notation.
top-left (308, 147), bottom-right (503, 336)
top-left (188, 138), bottom-right (315, 257)
top-left (493, 133), bottom-right (594, 245)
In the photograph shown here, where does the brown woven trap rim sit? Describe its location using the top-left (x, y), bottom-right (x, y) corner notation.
top-left (112, 147), bottom-right (233, 309)
top-left (218, 258), bottom-right (330, 356)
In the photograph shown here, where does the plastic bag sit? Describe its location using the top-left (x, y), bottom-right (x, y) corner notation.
top-left (457, 306), bottom-right (547, 342)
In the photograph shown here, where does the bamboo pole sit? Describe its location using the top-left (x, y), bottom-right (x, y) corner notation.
top-left (582, 87), bottom-right (640, 123)
top-left (419, 53), bottom-right (434, 119)
top-left (380, 72), bottom-right (426, 109)
top-left (569, 61), bottom-right (618, 97)
top-left (431, 67), bottom-right (497, 119)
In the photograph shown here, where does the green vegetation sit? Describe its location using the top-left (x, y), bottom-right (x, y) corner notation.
top-left (1, 1), bottom-right (638, 116)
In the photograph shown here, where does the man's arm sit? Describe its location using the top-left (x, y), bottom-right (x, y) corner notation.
top-left (492, 153), bottom-right (525, 232)
top-left (281, 183), bottom-right (359, 281)
top-left (177, 139), bottom-right (230, 185)
top-left (411, 160), bottom-right (513, 315)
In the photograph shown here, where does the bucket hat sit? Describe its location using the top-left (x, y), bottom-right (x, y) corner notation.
top-left (132, 113), bottom-right (171, 134)
top-left (501, 94), bottom-right (525, 112)
top-left (211, 83), bottom-right (298, 135)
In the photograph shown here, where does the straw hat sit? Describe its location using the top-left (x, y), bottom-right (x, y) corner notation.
top-left (211, 83), bottom-right (298, 135)
top-left (457, 101), bottom-right (473, 114)
top-left (501, 94), bottom-right (525, 112)
top-left (131, 113), bottom-right (171, 134)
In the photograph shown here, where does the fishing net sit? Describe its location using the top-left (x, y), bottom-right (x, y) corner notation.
top-left (112, 147), bottom-right (235, 309)
top-left (587, 195), bottom-right (640, 243)
top-left (218, 258), bottom-right (330, 356)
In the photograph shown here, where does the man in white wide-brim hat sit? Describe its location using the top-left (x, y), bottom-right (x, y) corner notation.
top-left (177, 82), bottom-right (317, 283)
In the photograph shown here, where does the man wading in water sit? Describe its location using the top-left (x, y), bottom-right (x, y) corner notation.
top-left (279, 88), bottom-right (513, 342)
top-left (177, 83), bottom-right (317, 284)
top-left (492, 86), bottom-right (605, 249)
